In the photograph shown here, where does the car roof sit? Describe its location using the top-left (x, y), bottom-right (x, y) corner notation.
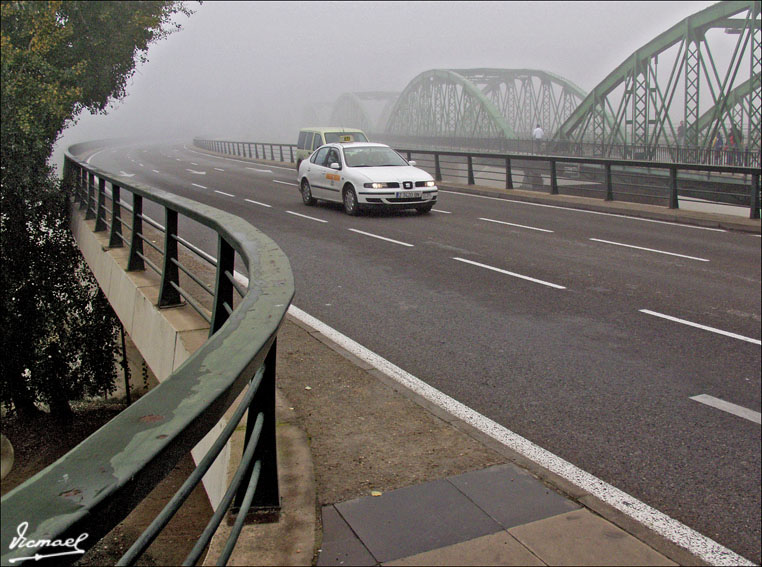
top-left (335, 142), bottom-right (389, 149)
top-left (300, 126), bottom-right (366, 133)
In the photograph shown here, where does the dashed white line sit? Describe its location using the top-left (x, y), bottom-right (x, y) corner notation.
top-left (119, 171), bottom-right (135, 178)
top-left (273, 180), bottom-right (298, 187)
top-left (640, 309), bottom-right (761, 345)
top-left (590, 238), bottom-right (709, 261)
top-left (690, 395), bottom-right (761, 424)
top-left (348, 228), bottom-right (414, 247)
top-left (244, 199), bottom-right (272, 208)
top-left (214, 190), bottom-right (235, 198)
top-left (453, 257), bottom-right (566, 289)
top-left (138, 163), bottom-right (144, 167)
top-left (214, 168), bottom-right (225, 172)
top-left (480, 217), bottom-right (554, 233)
top-left (246, 167), bottom-right (273, 173)
top-left (191, 183), bottom-right (207, 189)
top-left (440, 190), bottom-right (726, 232)
top-left (186, 169), bottom-right (206, 175)
top-left (286, 210), bottom-right (328, 223)
top-left (152, 169), bottom-right (160, 174)
top-left (432, 209), bottom-right (452, 214)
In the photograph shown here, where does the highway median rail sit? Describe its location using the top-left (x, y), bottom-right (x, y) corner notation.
top-left (0, 142), bottom-right (295, 566)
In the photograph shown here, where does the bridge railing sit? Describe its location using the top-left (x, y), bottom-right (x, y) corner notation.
top-left (0, 147), bottom-right (294, 566)
top-left (194, 138), bottom-right (296, 163)
top-left (193, 137), bottom-right (760, 220)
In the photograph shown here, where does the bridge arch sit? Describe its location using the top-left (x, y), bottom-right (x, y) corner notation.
top-left (557, 0), bottom-right (761, 152)
top-left (329, 91), bottom-right (399, 133)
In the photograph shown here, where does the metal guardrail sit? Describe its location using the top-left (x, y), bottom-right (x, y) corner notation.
top-left (0, 146), bottom-right (294, 566)
top-left (194, 137), bottom-right (760, 220)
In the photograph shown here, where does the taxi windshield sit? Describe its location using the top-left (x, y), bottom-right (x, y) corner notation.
top-left (324, 131), bottom-right (368, 143)
top-left (343, 147), bottom-right (409, 167)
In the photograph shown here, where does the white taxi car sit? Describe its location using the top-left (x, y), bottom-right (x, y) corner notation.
top-left (297, 142), bottom-right (437, 215)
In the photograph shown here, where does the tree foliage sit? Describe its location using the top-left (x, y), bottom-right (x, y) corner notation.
top-left (0, 1), bottom-right (194, 419)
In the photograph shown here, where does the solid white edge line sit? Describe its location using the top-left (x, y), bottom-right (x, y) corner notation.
top-left (480, 217), bottom-right (554, 233)
top-left (590, 238), bottom-right (710, 262)
top-left (640, 309), bottom-right (761, 345)
top-left (244, 199), bottom-right (272, 208)
top-left (440, 190), bottom-right (726, 232)
top-left (182, 144), bottom-right (297, 171)
top-left (214, 190), bottom-right (235, 198)
top-left (286, 210), bottom-right (328, 223)
top-left (282, 304), bottom-right (752, 566)
top-left (453, 257), bottom-right (566, 289)
top-left (348, 228), bottom-right (414, 247)
top-left (273, 180), bottom-right (298, 187)
top-left (690, 395), bottom-right (762, 424)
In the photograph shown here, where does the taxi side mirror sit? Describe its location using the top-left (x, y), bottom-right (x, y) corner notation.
top-left (329, 162), bottom-right (341, 170)
top-left (408, 160), bottom-right (417, 166)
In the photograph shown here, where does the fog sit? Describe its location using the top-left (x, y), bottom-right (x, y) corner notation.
top-left (55, 0), bottom-right (716, 162)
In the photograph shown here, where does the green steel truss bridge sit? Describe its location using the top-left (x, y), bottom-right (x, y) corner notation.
top-left (324, 1), bottom-right (760, 157)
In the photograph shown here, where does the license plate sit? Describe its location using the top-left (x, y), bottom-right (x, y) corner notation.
top-left (395, 191), bottom-right (422, 199)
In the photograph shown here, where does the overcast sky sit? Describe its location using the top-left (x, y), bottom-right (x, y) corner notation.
top-left (56, 0), bottom-right (716, 154)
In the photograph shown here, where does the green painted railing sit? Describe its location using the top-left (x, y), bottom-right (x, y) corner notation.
top-left (0, 145), bottom-right (294, 566)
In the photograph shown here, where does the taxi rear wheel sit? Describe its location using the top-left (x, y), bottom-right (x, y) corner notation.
top-left (343, 186), bottom-right (359, 216)
top-left (301, 179), bottom-right (316, 206)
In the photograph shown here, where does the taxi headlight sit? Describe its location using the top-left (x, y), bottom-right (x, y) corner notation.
top-left (425, 180), bottom-right (436, 187)
top-left (364, 182), bottom-right (389, 189)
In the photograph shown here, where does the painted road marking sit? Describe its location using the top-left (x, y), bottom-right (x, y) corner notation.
top-left (244, 199), bottom-right (272, 208)
top-left (432, 209), bottom-right (452, 214)
top-left (690, 395), bottom-right (761, 424)
top-left (640, 310), bottom-right (761, 345)
top-left (481, 217), bottom-right (554, 233)
top-left (183, 145), bottom-right (296, 171)
top-left (281, 305), bottom-right (751, 566)
top-left (286, 210), bottom-right (327, 223)
top-left (118, 171), bottom-right (135, 178)
top-left (590, 238), bottom-right (709, 261)
top-left (152, 169), bottom-right (160, 173)
top-left (186, 169), bottom-right (206, 175)
top-left (214, 190), bottom-right (235, 198)
top-left (246, 167), bottom-right (273, 173)
top-left (214, 168), bottom-right (225, 172)
top-left (85, 148), bottom-right (108, 164)
top-left (191, 183), bottom-right (207, 189)
top-left (440, 190), bottom-right (726, 232)
top-left (349, 228), bottom-right (414, 247)
top-left (273, 180), bottom-right (298, 187)
top-left (453, 257), bottom-right (566, 289)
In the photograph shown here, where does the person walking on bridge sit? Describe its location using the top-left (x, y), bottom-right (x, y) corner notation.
top-left (533, 124), bottom-right (544, 154)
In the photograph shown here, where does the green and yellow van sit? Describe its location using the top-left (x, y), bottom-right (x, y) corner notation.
top-left (295, 127), bottom-right (368, 169)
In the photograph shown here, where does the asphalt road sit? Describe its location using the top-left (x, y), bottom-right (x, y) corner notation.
top-left (82, 141), bottom-right (761, 563)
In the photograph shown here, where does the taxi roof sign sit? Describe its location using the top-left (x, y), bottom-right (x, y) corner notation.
top-left (339, 135), bottom-right (354, 142)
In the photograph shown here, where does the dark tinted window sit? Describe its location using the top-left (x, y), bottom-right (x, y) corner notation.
top-left (311, 133), bottom-right (323, 150)
top-left (297, 131), bottom-right (309, 149)
top-left (311, 147), bottom-right (329, 165)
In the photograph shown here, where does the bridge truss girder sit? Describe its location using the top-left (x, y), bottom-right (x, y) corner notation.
top-left (558, 0), bottom-right (761, 152)
top-left (329, 91), bottom-right (399, 133)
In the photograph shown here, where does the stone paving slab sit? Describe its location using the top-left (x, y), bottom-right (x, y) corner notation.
top-left (508, 509), bottom-right (678, 566)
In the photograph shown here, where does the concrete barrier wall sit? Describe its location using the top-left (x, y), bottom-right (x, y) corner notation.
top-left (69, 204), bottom-right (230, 511)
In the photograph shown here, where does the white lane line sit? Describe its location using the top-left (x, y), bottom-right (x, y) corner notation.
top-left (348, 228), bottom-right (414, 247)
top-left (244, 199), bottom-right (272, 208)
top-left (214, 190), bottom-right (235, 198)
top-left (119, 171), bottom-right (135, 178)
top-left (481, 217), bottom-right (554, 233)
top-left (453, 257), bottom-right (566, 289)
top-left (191, 183), bottom-right (207, 189)
top-left (640, 310), bottom-right (761, 345)
top-left (690, 395), bottom-right (761, 424)
top-left (273, 180), bottom-right (298, 187)
top-left (85, 148), bottom-right (109, 164)
top-left (286, 210), bottom-right (328, 223)
top-left (246, 167), bottom-right (273, 173)
top-left (175, 158), bottom-right (182, 161)
top-left (152, 169), bottom-right (160, 174)
top-left (139, 163), bottom-right (144, 167)
top-left (590, 238), bottom-right (709, 262)
top-left (214, 168), bottom-right (225, 172)
top-left (186, 169), bottom-right (206, 175)
top-left (440, 190), bottom-right (726, 232)
top-left (282, 304), bottom-right (752, 566)
top-left (191, 162), bottom-right (198, 165)
top-left (432, 209), bottom-right (452, 214)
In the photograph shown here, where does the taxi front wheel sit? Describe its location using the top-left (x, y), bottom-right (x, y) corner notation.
top-left (301, 179), bottom-right (316, 206)
top-left (343, 186), bottom-right (360, 216)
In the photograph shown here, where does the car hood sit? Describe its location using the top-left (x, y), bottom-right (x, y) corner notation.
top-left (351, 166), bottom-right (433, 182)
